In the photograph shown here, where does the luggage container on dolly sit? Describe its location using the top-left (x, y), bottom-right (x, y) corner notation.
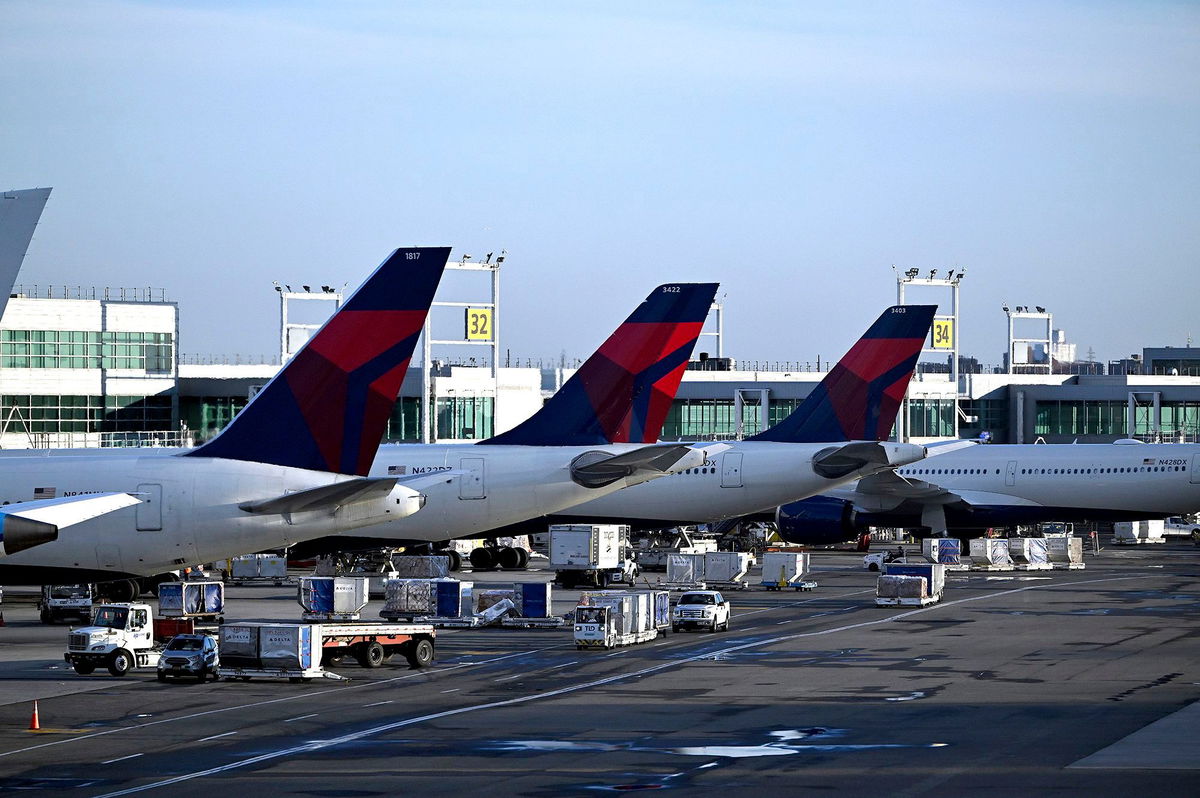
top-left (218, 621), bottom-right (436, 682)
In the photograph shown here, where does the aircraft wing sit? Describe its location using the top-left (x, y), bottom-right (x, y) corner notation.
top-left (0, 492), bottom-right (142, 556)
top-left (239, 472), bottom-right (461, 515)
top-left (845, 471), bottom-right (1044, 513)
top-left (571, 443), bottom-right (731, 489)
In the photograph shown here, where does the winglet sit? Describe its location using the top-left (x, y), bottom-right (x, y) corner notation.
top-left (748, 305), bottom-right (937, 443)
top-left (187, 247), bottom-right (451, 474)
top-left (481, 282), bottom-right (719, 446)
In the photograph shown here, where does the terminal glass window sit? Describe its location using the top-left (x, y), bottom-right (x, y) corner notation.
top-left (907, 399), bottom-right (954, 438)
top-left (436, 396), bottom-right (493, 440)
top-left (384, 397), bottom-right (422, 443)
top-left (1035, 401), bottom-right (1128, 436)
top-left (1160, 402), bottom-right (1200, 439)
top-left (661, 399), bottom-right (761, 440)
top-left (0, 330), bottom-right (174, 372)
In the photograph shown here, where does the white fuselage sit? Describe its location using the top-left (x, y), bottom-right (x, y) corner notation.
top-left (845, 442), bottom-right (1200, 516)
top-left (0, 442), bottom-right (702, 580)
top-left (419, 440), bottom-right (927, 532)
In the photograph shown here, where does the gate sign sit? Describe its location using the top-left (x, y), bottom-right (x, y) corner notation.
top-left (465, 308), bottom-right (493, 341)
top-left (932, 318), bottom-right (954, 350)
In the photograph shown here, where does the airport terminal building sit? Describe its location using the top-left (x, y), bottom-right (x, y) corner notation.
top-left (0, 282), bottom-right (1196, 450)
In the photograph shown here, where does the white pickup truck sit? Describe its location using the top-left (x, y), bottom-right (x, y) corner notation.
top-left (671, 590), bottom-right (730, 632)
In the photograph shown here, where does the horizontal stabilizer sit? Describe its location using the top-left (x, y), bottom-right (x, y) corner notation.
top-left (0, 492), bottom-right (142, 555)
top-left (240, 477), bottom-right (401, 515)
top-left (239, 471), bottom-right (460, 515)
top-left (813, 441), bottom-right (927, 480)
top-left (571, 443), bottom-right (730, 489)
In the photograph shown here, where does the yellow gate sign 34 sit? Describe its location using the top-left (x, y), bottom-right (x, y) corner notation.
top-left (465, 308), bottom-right (493, 341)
top-left (932, 318), bottom-right (954, 349)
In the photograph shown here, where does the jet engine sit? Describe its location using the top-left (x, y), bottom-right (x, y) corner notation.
top-left (775, 496), bottom-right (862, 546)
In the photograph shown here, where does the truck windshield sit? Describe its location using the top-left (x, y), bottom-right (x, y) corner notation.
top-left (92, 607), bottom-right (128, 629)
top-left (680, 594), bottom-right (715, 605)
top-left (51, 585), bottom-right (89, 599)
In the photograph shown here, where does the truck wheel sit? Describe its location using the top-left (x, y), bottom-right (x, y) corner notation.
top-left (73, 661), bottom-right (95, 675)
top-left (39, 609), bottom-right (53, 624)
top-left (195, 665), bottom-right (208, 683)
top-left (108, 649), bottom-right (133, 677)
top-left (323, 653), bottom-right (345, 667)
top-left (405, 638), bottom-right (435, 669)
top-left (359, 641), bottom-right (386, 668)
top-left (868, 563), bottom-right (879, 572)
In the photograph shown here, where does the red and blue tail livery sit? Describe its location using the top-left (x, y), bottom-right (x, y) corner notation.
top-left (483, 282), bottom-right (719, 446)
top-left (188, 247), bottom-right (451, 475)
top-left (749, 305), bottom-right (937, 443)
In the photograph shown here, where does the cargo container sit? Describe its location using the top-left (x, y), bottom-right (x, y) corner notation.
top-left (218, 620), bottom-right (435, 681)
top-left (760, 551), bottom-right (811, 590)
top-left (880, 562), bottom-right (946, 605)
top-left (1045, 535), bottom-right (1085, 569)
top-left (921, 538), bottom-right (964, 567)
top-left (158, 581), bottom-right (224, 621)
top-left (1114, 520), bottom-right (1166, 545)
top-left (875, 574), bottom-right (937, 606)
top-left (390, 556), bottom-right (451, 579)
top-left (969, 538), bottom-right (1014, 570)
top-left (227, 553), bottom-right (289, 585)
top-left (297, 577), bottom-right (369, 621)
top-left (1008, 537), bottom-right (1051, 570)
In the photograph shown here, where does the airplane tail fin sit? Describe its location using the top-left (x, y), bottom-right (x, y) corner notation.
top-left (187, 247), bottom-right (451, 475)
top-left (481, 282), bottom-right (719, 446)
top-left (748, 305), bottom-right (937, 443)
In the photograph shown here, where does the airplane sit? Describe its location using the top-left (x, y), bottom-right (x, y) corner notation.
top-left (772, 440), bottom-right (1200, 546)
top-left (394, 303), bottom-right (941, 539)
top-left (0, 246), bottom-right (454, 587)
top-left (0, 275), bottom-right (727, 587)
top-left (289, 281), bottom-right (730, 560)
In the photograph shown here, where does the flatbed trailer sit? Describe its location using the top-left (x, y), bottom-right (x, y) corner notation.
top-left (218, 621), bottom-right (436, 682)
top-left (318, 621), bottom-right (436, 669)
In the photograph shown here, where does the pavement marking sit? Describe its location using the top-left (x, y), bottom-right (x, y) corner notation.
top-left (775, 620), bottom-right (793, 625)
top-left (101, 753), bottom-right (143, 765)
top-left (197, 732), bottom-right (238, 742)
top-left (547, 660), bottom-right (578, 670)
top-left (0, 645), bottom-right (559, 761)
top-left (284, 714), bottom-right (319, 723)
top-left (363, 701), bottom-right (393, 707)
top-left (89, 575), bottom-right (1141, 798)
top-left (440, 688), bottom-right (460, 693)
top-left (494, 675), bottom-right (522, 682)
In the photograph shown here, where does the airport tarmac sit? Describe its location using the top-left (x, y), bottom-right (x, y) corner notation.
top-left (0, 543), bottom-right (1196, 797)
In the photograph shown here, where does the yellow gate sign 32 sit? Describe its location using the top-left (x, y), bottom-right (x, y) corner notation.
top-left (465, 308), bottom-right (493, 341)
top-left (932, 318), bottom-right (954, 349)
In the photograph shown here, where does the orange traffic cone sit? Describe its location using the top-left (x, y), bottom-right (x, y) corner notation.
top-left (28, 700), bottom-right (40, 730)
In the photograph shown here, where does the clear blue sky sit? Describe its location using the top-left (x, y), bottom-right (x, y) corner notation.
top-left (3, 1), bottom-right (1197, 366)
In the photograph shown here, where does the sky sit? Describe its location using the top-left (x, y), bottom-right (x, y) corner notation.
top-left (3, 1), bottom-right (1198, 368)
